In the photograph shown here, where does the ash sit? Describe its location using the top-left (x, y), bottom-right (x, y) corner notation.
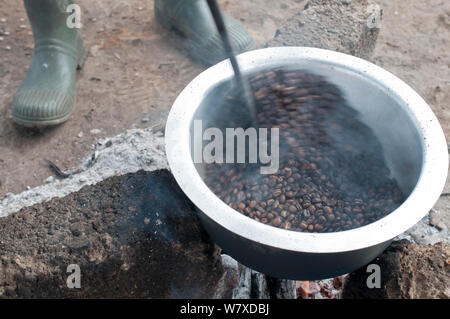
top-left (0, 128), bottom-right (167, 217)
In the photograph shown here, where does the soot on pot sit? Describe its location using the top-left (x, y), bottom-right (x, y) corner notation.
top-left (202, 67), bottom-right (405, 233)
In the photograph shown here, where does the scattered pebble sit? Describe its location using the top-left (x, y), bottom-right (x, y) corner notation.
top-left (90, 44), bottom-right (101, 57)
top-left (77, 131), bottom-right (84, 138)
top-left (90, 129), bottom-right (101, 135)
top-left (141, 117), bottom-right (149, 123)
top-left (0, 18), bottom-right (6, 23)
top-left (4, 46), bottom-right (11, 51)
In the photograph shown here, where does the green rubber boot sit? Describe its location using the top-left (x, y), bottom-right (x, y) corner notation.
top-left (155, 0), bottom-right (256, 66)
top-left (12, 0), bottom-right (87, 127)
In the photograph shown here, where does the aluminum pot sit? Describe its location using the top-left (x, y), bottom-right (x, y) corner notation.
top-left (165, 47), bottom-right (448, 280)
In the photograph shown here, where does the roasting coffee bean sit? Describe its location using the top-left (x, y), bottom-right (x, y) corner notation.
top-left (203, 68), bottom-right (404, 233)
top-left (272, 217), bottom-right (282, 227)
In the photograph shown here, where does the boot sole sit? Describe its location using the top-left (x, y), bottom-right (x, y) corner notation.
top-left (13, 111), bottom-right (75, 128)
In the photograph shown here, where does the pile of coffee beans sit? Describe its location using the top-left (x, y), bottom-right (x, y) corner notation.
top-left (203, 68), bottom-right (404, 233)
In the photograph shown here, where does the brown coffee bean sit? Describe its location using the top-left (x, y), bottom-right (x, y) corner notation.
top-left (286, 191), bottom-right (295, 198)
top-left (203, 68), bottom-right (404, 234)
top-left (285, 168), bottom-right (292, 178)
top-left (272, 217), bottom-right (282, 227)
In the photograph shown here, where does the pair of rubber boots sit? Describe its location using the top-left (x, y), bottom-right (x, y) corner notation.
top-left (13, 0), bottom-right (255, 127)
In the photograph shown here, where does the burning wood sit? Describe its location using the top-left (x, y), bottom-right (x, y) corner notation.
top-left (297, 276), bottom-right (346, 299)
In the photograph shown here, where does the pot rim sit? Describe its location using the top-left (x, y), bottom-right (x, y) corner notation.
top-left (165, 47), bottom-right (448, 254)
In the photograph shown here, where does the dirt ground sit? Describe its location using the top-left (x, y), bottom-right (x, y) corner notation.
top-left (0, 0), bottom-right (449, 198)
top-left (0, 0), bottom-right (306, 197)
